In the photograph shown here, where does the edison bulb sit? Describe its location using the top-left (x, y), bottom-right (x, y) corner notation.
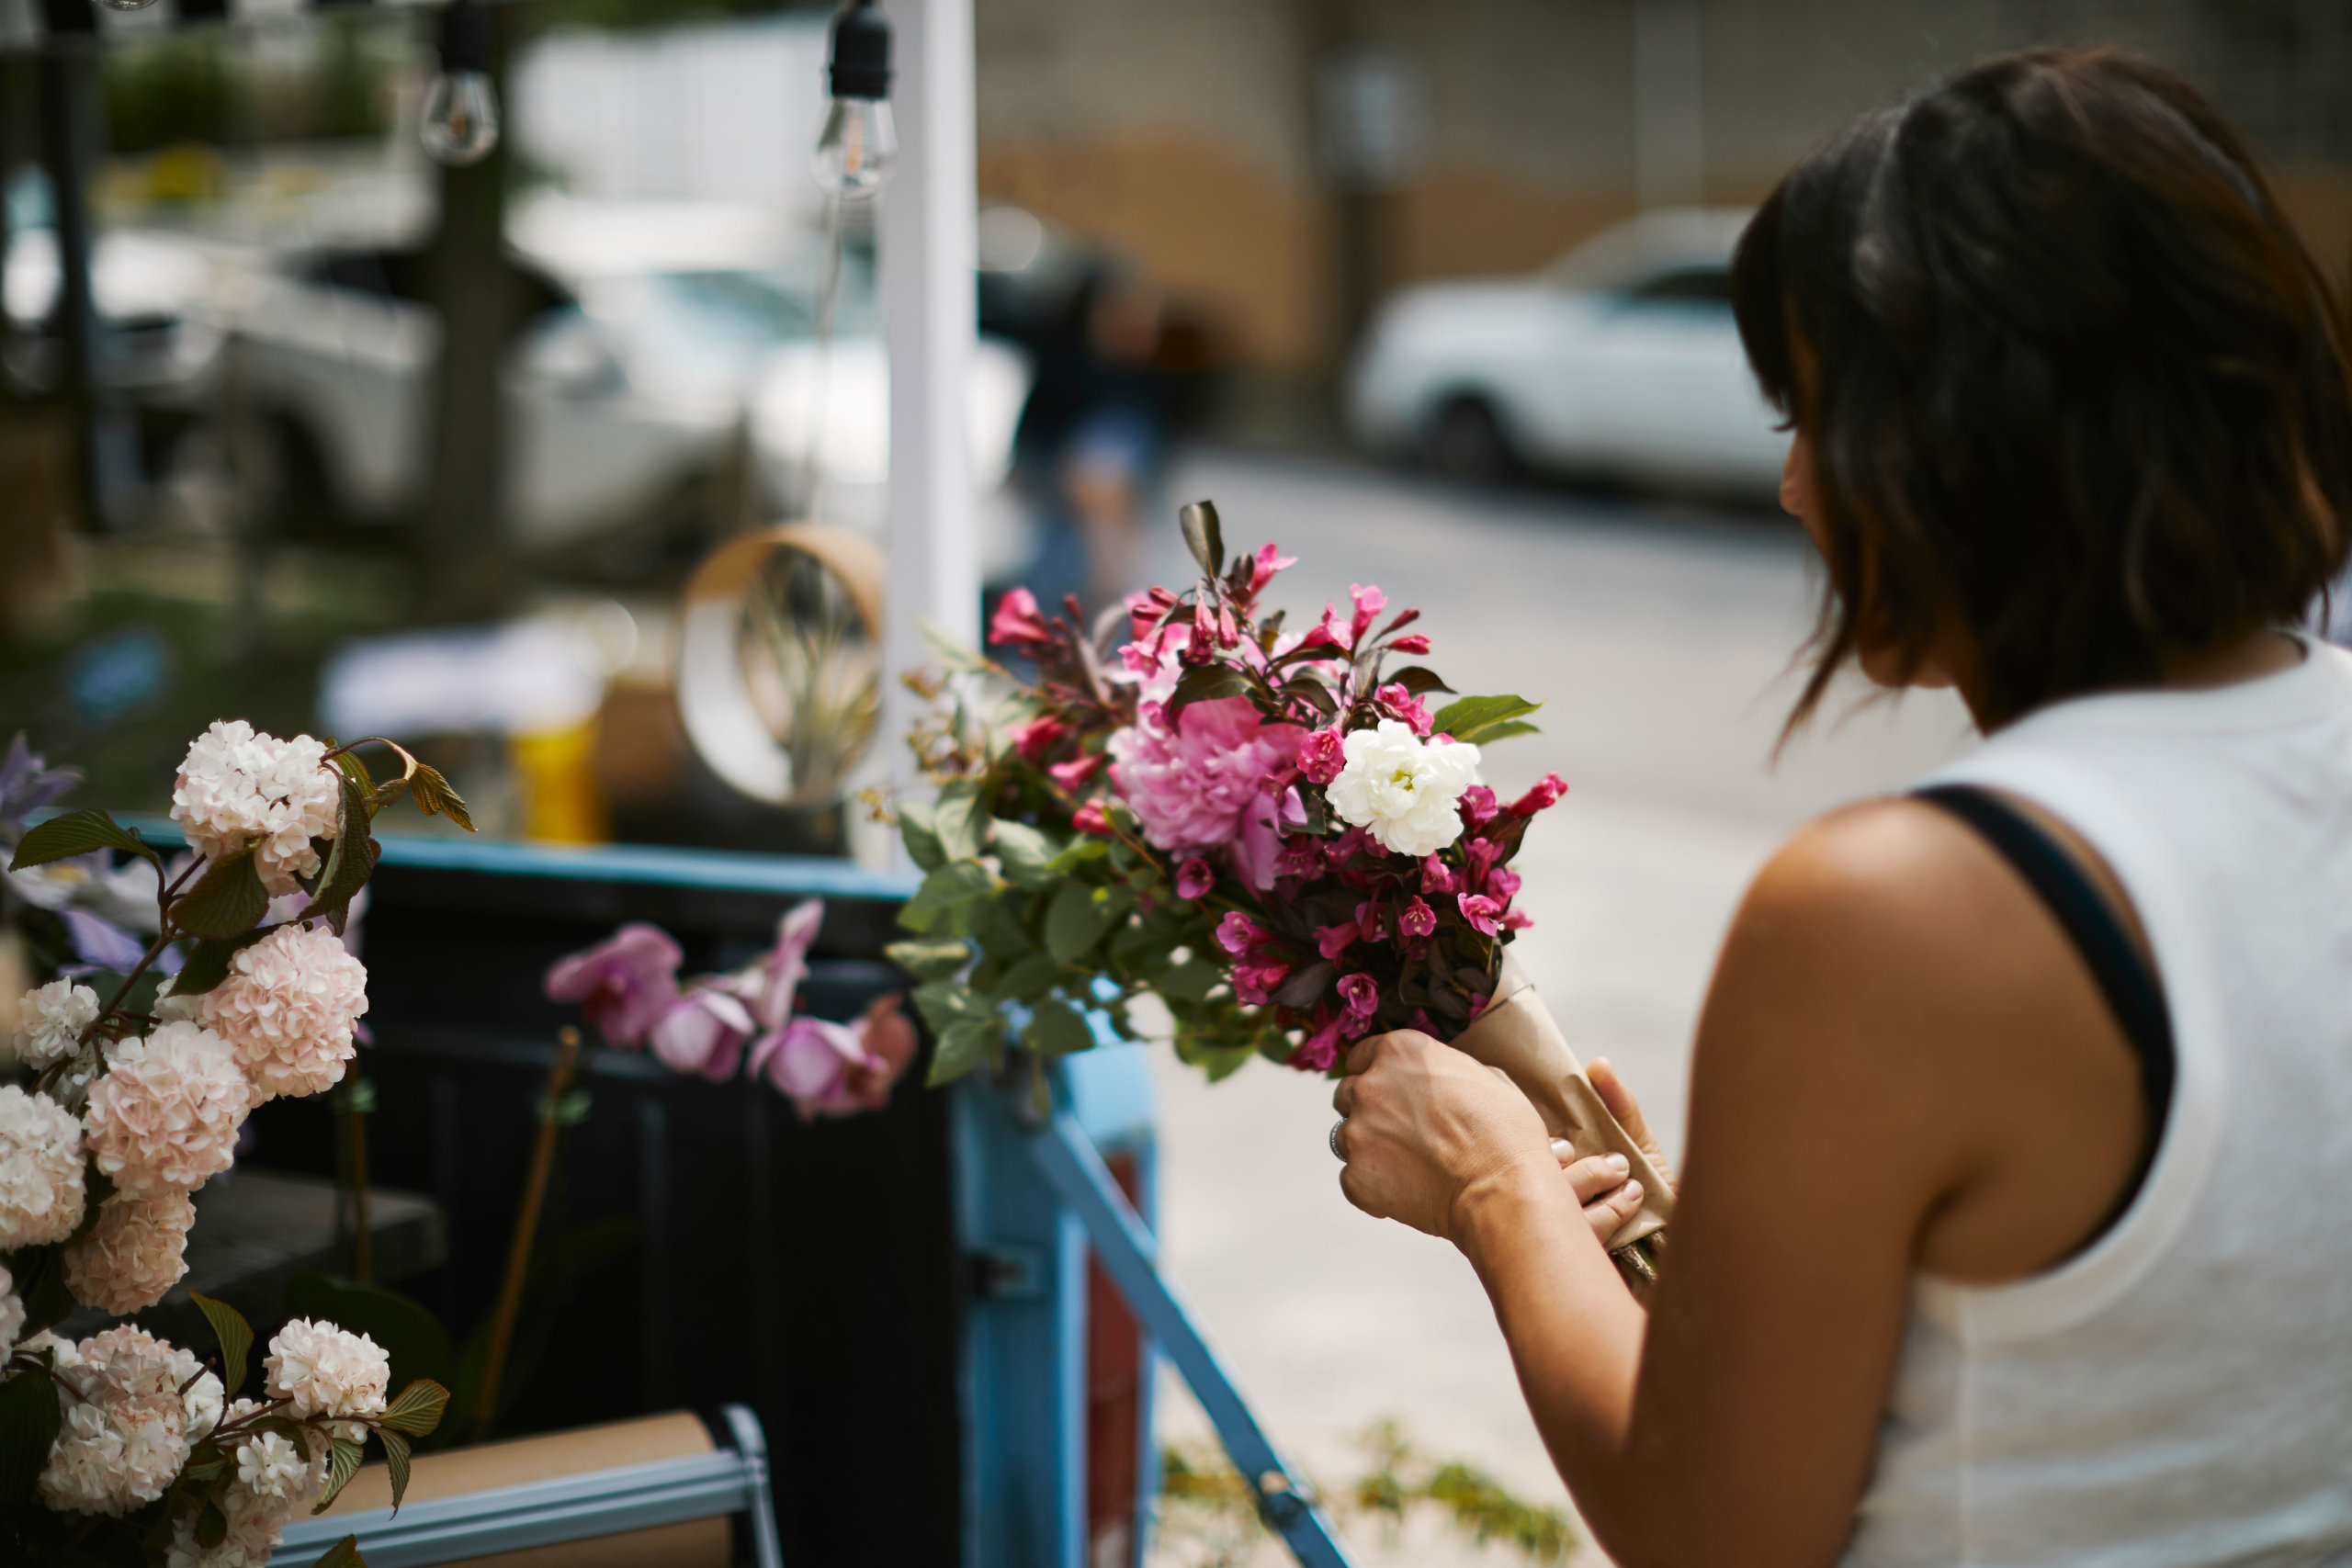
top-left (812, 97), bottom-right (896, 197)
top-left (98, 0), bottom-right (161, 11)
top-left (421, 70), bottom-right (501, 167)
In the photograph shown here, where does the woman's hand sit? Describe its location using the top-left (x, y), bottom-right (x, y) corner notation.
top-left (1332, 1028), bottom-right (1558, 1244)
top-left (1556, 1148), bottom-right (1646, 1247)
top-left (1589, 1056), bottom-right (1673, 1192)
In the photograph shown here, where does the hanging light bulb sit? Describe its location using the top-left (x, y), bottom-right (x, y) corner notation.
top-left (812, 0), bottom-right (895, 197)
top-left (97, 0), bottom-right (162, 12)
top-left (421, 0), bottom-right (501, 168)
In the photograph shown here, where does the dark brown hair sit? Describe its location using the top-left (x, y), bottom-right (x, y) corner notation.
top-left (1734, 49), bottom-right (2352, 730)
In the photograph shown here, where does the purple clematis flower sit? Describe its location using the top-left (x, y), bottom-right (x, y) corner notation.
top-left (545, 922), bottom-right (684, 1047)
top-left (0, 733), bottom-right (80, 841)
top-left (62, 908), bottom-right (147, 974)
top-left (751, 900), bottom-right (824, 1034)
top-left (648, 987), bottom-right (758, 1080)
top-left (749, 994), bottom-right (919, 1121)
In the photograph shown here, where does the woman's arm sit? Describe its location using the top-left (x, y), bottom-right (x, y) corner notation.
top-left (1338, 799), bottom-right (2149, 1567)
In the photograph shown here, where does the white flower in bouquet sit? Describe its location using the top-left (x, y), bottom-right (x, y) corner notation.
top-left (198, 922), bottom-right (368, 1101)
top-left (17, 978), bottom-right (99, 1068)
top-left (0, 1263), bottom-right (25, 1359)
top-left (64, 1189), bottom-right (196, 1314)
top-left (265, 1317), bottom-right (390, 1421)
top-left (153, 974), bottom-right (204, 1025)
top-left (185, 1369), bottom-right (224, 1441)
top-left (1327, 719), bottom-right (1484, 858)
top-left (40, 1325), bottom-right (204, 1515)
top-left (83, 1022), bottom-right (250, 1197)
top-left (165, 1421), bottom-right (324, 1568)
top-left (235, 1430), bottom-right (314, 1500)
top-left (0, 1082), bottom-right (88, 1248)
top-left (171, 720), bottom-right (341, 898)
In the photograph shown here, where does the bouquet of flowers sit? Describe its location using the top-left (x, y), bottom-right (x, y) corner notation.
top-left (1, 724), bottom-right (465, 1567)
top-left (888, 502), bottom-right (1670, 1264)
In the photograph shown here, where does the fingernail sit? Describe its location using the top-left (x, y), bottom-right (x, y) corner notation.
top-left (1604, 1153), bottom-right (1629, 1174)
top-left (1550, 1140), bottom-right (1574, 1159)
top-left (1622, 1180), bottom-right (1643, 1201)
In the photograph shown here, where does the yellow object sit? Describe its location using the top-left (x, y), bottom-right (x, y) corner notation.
top-left (508, 720), bottom-right (610, 844)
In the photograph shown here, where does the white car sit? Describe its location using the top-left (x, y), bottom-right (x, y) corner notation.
top-left (1346, 209), bottom-right (1788, 499)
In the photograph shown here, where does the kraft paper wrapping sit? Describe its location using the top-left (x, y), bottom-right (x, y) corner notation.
top-left (1449, 953), bottom-right (1673, 1256)
top-left (312, 1410), bottom-right (731, 1568)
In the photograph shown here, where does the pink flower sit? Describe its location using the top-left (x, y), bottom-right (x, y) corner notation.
top-left (1337, 972), bottom-right (1379, 1019)
top-left (1376, 683), bottom-right (1432, 736)
top-left (1072, 801), bottom-right (1113, 836)
top-left (1183, 601), bottom-right (1217, 664)
top-left (749, 995), bottom-right (919, 1120)
top-left (1126, 586), bottom-right (1178, 644)
top-left (1227, 785), bottom-right (1302, 893)
top-left (1409, 1008), bottom-right (1438, 1034)
top-left (64, 1191), bottom-right (192, 1314)
top-left (1296, 728), bottom-right (1345, 785)
top-left (1504, 908), bottom-right (1534, 931)
top-left (1108, 674), bottom-right (1295, 858)
top-left (1389, 634), bottom-right (1430, 655)
top-left (1507, 773), bottom-right (1568, 817)
top-left (1325, 827), bottom-right (1374, 869)
top-left (1464, 836), bottom-right (1504, 886)
top-left (84, 1024), bottom-right (247, 1197)
top-left (1459, 893), bottom-right (1505, 937)
top-left (988, 588), bottom-right (1055, 652)
top-left (1458, 785), bottom-right (1500, 829)
top-left (1420, 855), bottom-right (1459, 896)
top-left (1349, 584), bottom-right (1387, 643)
top-left (1012, 715), bottom-right (1072, 764)
top-left (1232, 962), bottom-right (1293, 1006)
top-left (751, 900), bottom-right (824, 1033)
top-left (1399, 897), bottom-right (1437, 939)
top-left (546, 924), bottom-right (683, 1048)
top-left (1275, 838), bottom-right (1325, 881)
top-left (1354, 901), bottom-right (1385, 942)
top-left (1316, 923), bottom-right (1357, 962)
top-left (1176, 858), bottom-right (1216, 899)
top-left (198, 922), bottom-right (368, 1102)
top-left (1291, 1010), bottom-right (1346, 1073)
top-left (1486, 865), bottom-right (1522, 901)
top-left (1049, 754), bottom-right (1103, 792)
top-left (1468, 991), bottom-right (1491, 1019)
top-left (1248, 543), bottom-right (1296, 596)
top-left (648, 988), bottom-right (757, 1080)
top-left (1216, 911), bottom-right (1269, 956)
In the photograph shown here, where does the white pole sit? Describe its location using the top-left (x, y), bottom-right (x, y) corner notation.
top-left (869, 0), bottom-right (978, 866)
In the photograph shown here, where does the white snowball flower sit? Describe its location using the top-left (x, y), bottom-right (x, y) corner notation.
top-left (64, 1190), bottom-right (196, 1314)
top-left (171, 721), bottom-right (341, 898)
top-left (152, 975), bottom-right (204, 1025)
top-left (265, 1318), bottom-right (390, 1422)
top-left (83, 1022), bottom-right (250, 1196)
top-left (38, 1325), bottom-right (202, 1516)
top-left (1325, 719), bottom-right (1483, 858)
top-left (17, 978), bottom-right (99, 1068)
top-left (184, 1370), bottom-right (224, 1442)
top-left (0, 1082), bottom-right (88, 1248)
top-left (198, 923), bottom-right (368, 1102)
top-left (0, 1263), bottom-right (24, 1359)
top-left (235, 1430), bottom-right (314, 1500)
top-left (40, 1397), bottom-right (135, 1514)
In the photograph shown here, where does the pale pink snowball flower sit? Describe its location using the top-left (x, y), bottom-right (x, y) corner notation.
top-left (40, 1325), bottom-right (203, 1516)
top-left (84, 1022), bottom-right (250, 1197)
top-left (198, 922), bottom-right (368, 1102)
top-left (0, 1082), bottom-right (87, 1247)
top-left (0, 1262), bottom-right (25, 1359)
top-left (171, 720), bottom-right (341, 898)
top-left (265, 1318), bottom-right (390, 1422)
top-left (65, 1190), bottom-right (196, 1314)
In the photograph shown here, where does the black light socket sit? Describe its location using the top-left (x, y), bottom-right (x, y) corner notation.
top-left (438, 0), bottom-right (490, 73)
top-left (827, 0), bottom-right (891, 101)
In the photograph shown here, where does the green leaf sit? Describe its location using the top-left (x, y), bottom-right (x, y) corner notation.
top-left (971, 890), bottom-right (1035, 963)
top-left (187, 1292), bottom-right (254, 1399)
top-left (1164, 663), bottom-right (1254, 728)
top-left (14, 1244), bottom-right (73, 1333)
top-left (407, 762), bottom-right (476, 832)
top-left (1178, 499), bottom-right (1225, 578)
top-left (173, 850), bottom-right (268, 941)
top-left (305, 773), bottom-right (379, 933)
top-left (918, 615), bottom-right (994, 673)
top-left (0, 1363), bottom-right (61, 1506)
top-left (8, 807), bottom-right (152, 871)
top-left (910, 979), bottom-right (989, 1036)
top-left (994, 951), bottom-right (1065, 1003)
top-left (1466, 720), bottom-right (1541, 744)
top-left (899, 801), bottom-right (946, 873)
top-left (925, 1017), bottom-right (1002, 1086)
top-left (172, 927), bottom-right (277, 998)
top-left (1430, 694), bottom-right (1544, 745)
top-left (310, 1533), bottom-right (367, 1568)
top-left (1023, 997), bottom-right (1098, 1057)
top-left (898, 859), bottom-right (1000, 937)
top-left (989, 819), bottom-right (1059, 890)
top-left (932, 778), bottom-right (986, 863)
top-left (1046, 834), bottom-right (1110, 875)
top-left (379, 1377), bottom-right (453, 1438)
top-left (1158, 958), bottom-right (1222, 1004)
top-left (198, 1497), bottom-right (230, 1548)
top-left (311, 1438), bottom-right (368, 1514)
top-left (1046, 880), bottom-right (1132, 963)
top-left (1384, 665), bottom-right (1454, 696)
top-left (380, 1427), bottom-right (413, 1513)
top-left (885, 939), bottom-right (972, 981)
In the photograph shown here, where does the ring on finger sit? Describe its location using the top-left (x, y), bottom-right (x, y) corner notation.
top-left (1329, 1119), bottom-right (1348, 1162)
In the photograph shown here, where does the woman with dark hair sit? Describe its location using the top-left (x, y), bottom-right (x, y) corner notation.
top-left (1331, 49), bottom-right (2352, 1567)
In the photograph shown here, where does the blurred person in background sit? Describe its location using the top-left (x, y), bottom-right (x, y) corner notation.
top-left (1332, 49), bottom-right (2352, 1568)
top-left (1001, 265), bottom-right (1170, 619)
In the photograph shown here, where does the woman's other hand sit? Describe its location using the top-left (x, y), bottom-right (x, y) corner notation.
top-left (1332, 1028), bottom-right (1556, 1244)
top-left (1589, 1055), bottom-right (1675, 1193)
top-left (1556, 1147), bottom-right (1645, 1247)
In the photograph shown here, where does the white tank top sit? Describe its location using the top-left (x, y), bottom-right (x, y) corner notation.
top-left (1845, 635), bottom-right (2352, 1568)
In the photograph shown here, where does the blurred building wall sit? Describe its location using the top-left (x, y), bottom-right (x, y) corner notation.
top-left (972, 0), bottom-right (2352, 377)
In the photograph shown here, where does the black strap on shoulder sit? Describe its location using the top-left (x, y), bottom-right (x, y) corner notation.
top-left (1914, 784), bottom-right (2175, 1235)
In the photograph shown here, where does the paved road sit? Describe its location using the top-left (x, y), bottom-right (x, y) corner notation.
top-left (1136, 448), bottom-right (1975, 1565)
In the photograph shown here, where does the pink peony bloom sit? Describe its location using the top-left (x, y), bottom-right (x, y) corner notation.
top-left (1337, 973), bottom-right (1379, 1019)
top-left (1389, 633), bottom-right (1430, 655)
top-left (1049, 753), bottom-right (1103, 793)
top-left (1398, 897), bottom-right (1437, 940)
top-left (1316, 924), bottom-right (1357, 962)
top-left (1507, 773), bottom-right (1569, 817)
top-left (988, 588), bottom-right (1055, 652)
top-left (1012, 715), bottom-right (1072, 764)
top-left (1227, 786), bottom-right (1301, 893)
top-left (546, 924), bottom-right (683, 1048)
top-left (1458, 894), bottom-right (1505, 937)
top-left (1072, 800), bottom-right (1113, 836)
top-left (1176, 858), bottom-right (1216, 899)
top-left (1108, 671), bottom-right (1295, 858)
top-left (647, 988), bottom-right (757, 1080)
top-left (1296, 728), bottom-right (1345, 785)
top-left (1291, 1010), bottom-right (1345, 1073)
top-left (749, 995), bottom-right (919, 1120)
top-left (1348, 584), bottom-right (1388, 643)
top-left (1216, 911), bottom-right (1269, 956)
